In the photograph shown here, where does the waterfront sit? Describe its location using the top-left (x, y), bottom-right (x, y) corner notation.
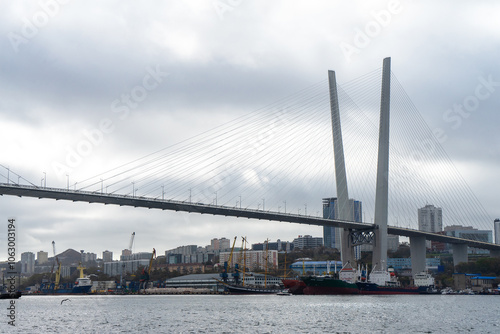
top-left (2, 294), bottom-right (499, 333)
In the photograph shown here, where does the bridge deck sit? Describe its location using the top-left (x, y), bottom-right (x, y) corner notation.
top-left (1, 184), bottom-right (499, 251)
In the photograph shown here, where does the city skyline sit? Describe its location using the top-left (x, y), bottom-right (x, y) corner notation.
top-left (1, 1), bottom-right (499, 257)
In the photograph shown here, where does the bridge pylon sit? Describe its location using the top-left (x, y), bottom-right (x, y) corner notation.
top-left (372, 57), bottom-right (391, 270)
top-left (328, 70), bottom-right (355, 267)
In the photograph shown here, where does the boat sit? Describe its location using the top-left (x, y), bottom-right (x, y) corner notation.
top-left (356, 266), bottom-right (425, 295)
top-left (223, 283), bottom-right (282, 294)
top-left (40, 262), bottom-right (92, 294)
top-left (276, 289), bottom-right (292, 296)
top-left (302, 275), bottom-right (359, 295)
top-left (413, 272), bottom-right (438, 294)
top-left (301, 261), bottom-right (360, 295)
top-left (71, 277), bottom-right (93, 294)
top-left (0, 288), bottom-right (21, 299)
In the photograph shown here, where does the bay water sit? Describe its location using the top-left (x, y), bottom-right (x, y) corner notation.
top-left (2, 294), bottom-right (499, 333)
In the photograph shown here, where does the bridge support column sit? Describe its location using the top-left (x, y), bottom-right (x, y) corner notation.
top-left (452, 244), bottom-right (468, 269)
top-left (409, 236), bottom-right (426, 277)
top-left (328, 70), bottom-right (354, 267)
top-left (490, 249), bottom-right (500, 258)
top-left (372, 57), bottom-right (391, 270)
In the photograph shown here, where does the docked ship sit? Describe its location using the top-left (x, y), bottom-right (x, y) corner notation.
top-left (300, 263), bottom-right (435, 295)
top-left (301, 263), bottom-right (360, 295)
top-left (223, 283), bottom-right (283, 294)
top-left (302, 275), bottom-right (359, 295)
top-left (413, 272), bottom-right (438, 294)
top-left (355, 266), bottom-right (426, 295)
top-left (41, 262), bottom-right (93, 294)
top-left (1, 287), bottom-right (21, 299)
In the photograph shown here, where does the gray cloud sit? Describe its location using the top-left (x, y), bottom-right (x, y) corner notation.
top-left (1, 0), bottom-right (499, 258)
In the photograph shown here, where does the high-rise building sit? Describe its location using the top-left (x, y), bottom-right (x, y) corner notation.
top-left (80, 251), bottom-right (97, 263)
top-left (103, 250), bottom-right (113, 262)
top-left (21, 252), bottom-right (35, 275)
top-left (323, 197), bottom-right (362, 249)
top-left (211, 238), bottom-right (231, 251)
top-left (252, 239), bottom-right (294, 252)
top-left (292, 235), bottom-right (323, 249)
top-left (418, 204), bottom-right (443, 233)
top-left (37, 251), bottom-right (48, 265)
top-left (494, 219), bottom-right (500, 245)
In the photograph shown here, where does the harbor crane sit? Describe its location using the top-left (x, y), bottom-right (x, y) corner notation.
top-left (50, 241), bottom-right (61, 291)
top-left (139, 248), bottom-right (156, 291)
top-left (220, 236), bottom-right (237, 283)
top-left (128, 232), bottom-right (135, 252)
top-left (120, 232), bottom-right (135, 289)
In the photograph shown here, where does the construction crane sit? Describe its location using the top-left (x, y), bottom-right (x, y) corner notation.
top-left (50, 241), bottom-right (61, 291)
top-left (120, 232), bottom-right (135, 289)
top-left (128, 232), bottom-right (135, 252)
top-left (220, 236), bottom-right (237, 283)
top-left (139, 248), bottom-right (156, 290)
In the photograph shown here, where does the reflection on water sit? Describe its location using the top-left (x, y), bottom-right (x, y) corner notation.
top-left (4, 294), bottom-right (499, 333)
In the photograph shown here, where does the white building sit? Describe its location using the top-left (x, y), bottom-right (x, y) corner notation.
top-left (37, 251), bottom-right (48, 265)
top-left (418, 204), bottom-right (443, 233)
top-left (103, 250), bottom-right (113, 262)
top-left (21, 252), bottom-right (35, 275)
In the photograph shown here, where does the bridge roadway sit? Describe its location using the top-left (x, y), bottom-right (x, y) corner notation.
top-left (1, 183), bottom-right (499, 251)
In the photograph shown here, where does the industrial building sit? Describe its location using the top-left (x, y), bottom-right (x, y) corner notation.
top-left (104, 251), bottom-right (153, 276)
top-left (219, 249), bottom-right (278, 271)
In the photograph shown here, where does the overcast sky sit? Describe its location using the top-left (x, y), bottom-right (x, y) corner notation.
top-left (1, 1), bottom-right (499, 260)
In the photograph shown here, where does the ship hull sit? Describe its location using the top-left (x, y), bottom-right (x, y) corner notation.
top-left (281, 279), bottom-right (306, 295)
top-left (0, 291), bottom-right (21, 299)
top-left (41, 285), bottom-right (92, 294)
top-left (302, 276), bottom-right (359, 295)
top-left (356, 282), bottom-right (424, 295)
top-left (224, 284), bottom-right (282, 295)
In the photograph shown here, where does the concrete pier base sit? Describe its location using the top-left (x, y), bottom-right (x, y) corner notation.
top-left (410, 236), bottom-right (426, 277)
top-left (452, 244), bottom-right (468, 269)
top-left (490, 249), bottom-right (500, 258)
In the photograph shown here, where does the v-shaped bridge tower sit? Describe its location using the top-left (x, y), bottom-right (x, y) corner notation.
top-left (328, 57), bottom-right (391, 269)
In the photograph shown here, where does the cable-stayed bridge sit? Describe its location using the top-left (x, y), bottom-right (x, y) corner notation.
top-left (1, 58), bottom-right (499, 274)
top-left (0, 183), bottom-right (497, 253)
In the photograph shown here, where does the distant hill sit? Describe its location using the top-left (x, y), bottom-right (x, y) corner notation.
top-left (47, 249), bottom-right (82, 266)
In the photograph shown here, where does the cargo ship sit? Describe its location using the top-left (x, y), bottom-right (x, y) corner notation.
top-left (302, 275), bottom-right (359, 295)
top-left (300, 263), bottom-right (435, 295)
top-left (40, 262), bottom-right (92, 294)
top-left (355, 266), bottom-right (426, 295)
top-left (301, 262), bottom-right (361, 295)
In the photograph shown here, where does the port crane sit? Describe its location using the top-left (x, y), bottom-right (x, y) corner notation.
top-left (50, 241), bottom-right (61, 291)
top-left (119, 232), bottom-right (135, 289)
top-left (128, 232), bottom-right (135, 252)
top-left (220, 236), bottom-right (238, 283)
top-left (139, 248), bottom-right (156, 290)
